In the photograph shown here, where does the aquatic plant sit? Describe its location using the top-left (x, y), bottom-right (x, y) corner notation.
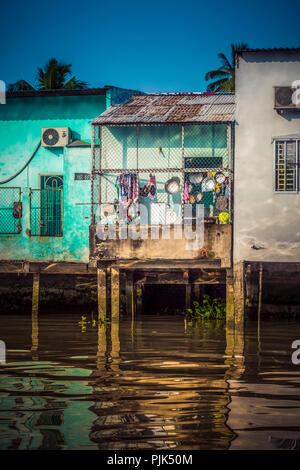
top-left (186, 294), bottom-right (226, 320)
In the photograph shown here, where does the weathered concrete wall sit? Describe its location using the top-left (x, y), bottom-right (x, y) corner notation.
top-left (234, 50), bottom-right (300, 263)
top-left (91, 223), bottom-right (232, 267)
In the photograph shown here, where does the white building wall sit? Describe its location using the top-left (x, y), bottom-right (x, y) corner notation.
top-left (234, 50), bottom-right (300, 263)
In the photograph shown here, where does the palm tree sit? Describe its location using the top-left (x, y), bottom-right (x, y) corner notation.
top-left (205, 43), bottom-right (249, 92)
top-left (36, 58), bottom-right (87, 90)
top-left (9, 58), bottom-right (87, 91)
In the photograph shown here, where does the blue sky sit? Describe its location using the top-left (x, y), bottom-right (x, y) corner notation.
top-left (1, 0), bottom-right (300, 93)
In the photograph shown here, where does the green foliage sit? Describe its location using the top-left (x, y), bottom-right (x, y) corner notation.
top-left (187, 294), bottom-right (226, 320)
top-left (9, 58), bottom-right (88, 91)
top-left (205, 43), bottom-right (249, 92)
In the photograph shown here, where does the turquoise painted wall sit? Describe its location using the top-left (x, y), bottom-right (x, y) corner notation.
top-left (0, 93), bottom-right (106, 262)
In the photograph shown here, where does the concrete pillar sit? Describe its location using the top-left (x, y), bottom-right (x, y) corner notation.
top-left (234, 262), bottom-right (245, 333)
top-left (226, 268), bottom-right (235, 330)
top-left (111, 268), bottom-right (120, 323)
top-left (97, 268), bottom-right (107, 321)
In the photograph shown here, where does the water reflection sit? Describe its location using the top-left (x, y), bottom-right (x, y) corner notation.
top-left (0, 315), bottom-right (300, 449)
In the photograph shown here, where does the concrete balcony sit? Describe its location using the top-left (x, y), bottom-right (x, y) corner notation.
top-left (89, 222), bottom-right (232, 269)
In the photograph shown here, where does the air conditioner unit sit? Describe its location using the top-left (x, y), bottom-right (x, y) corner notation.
top-left (41, 127), bottom-right (70, 147)
top-left (274, 86), bottom-right (300, 110)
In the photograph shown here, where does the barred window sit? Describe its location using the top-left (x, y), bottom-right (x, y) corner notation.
top-left (0, 187), bottom-right (22, 234)
top-left (30, 175), bottom-right (63, 236)
top-left (30, 189), bottom-right (63, 236)
top-left (275, 140), bottom-right (298, 192)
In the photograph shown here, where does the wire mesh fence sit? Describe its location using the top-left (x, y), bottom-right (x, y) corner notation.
top-left (92, 123), bottom-right (232, 225)
top-left (30, 189), bottom-right (63, 236)
top-left (0, 187), bottom-right (22, 234)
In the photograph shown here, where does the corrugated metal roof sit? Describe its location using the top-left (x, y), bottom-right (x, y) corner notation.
top-left (236, 47), bottom-right (300, 55)
top-left (6, 88), bottom-right (107, 98)
top-left (92, 93), bottom-right (235, 125)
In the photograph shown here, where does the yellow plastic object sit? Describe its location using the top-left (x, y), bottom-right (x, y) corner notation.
top-left (218, 212), bottom-right (229, 224)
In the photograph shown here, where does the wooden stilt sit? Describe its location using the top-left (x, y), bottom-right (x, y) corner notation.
top-left (257, 262), bottom-right (263, 339)
top-left (32, 273), bottom-right (40, 316)
top-left (111, 268), bottom-right (120, 323)
top-left (135, 284), bottom-right (143, 315)
top-left (111, 320), bottom-right (120, 360)
top-left (233, 262), bottom-right (245, 333)
top-left (193, 283), bottom-right (201, 302)
top-left (185, 283), bottom-right (192, 310)
top-left (125, 272), bottom-right (134, 317)
top-left (97, 321), bottom-right (107, 370)
top-left (226, 268), bottom-right (235, 331)
top-left (31, 273), bottom-right (39, 359)
top-left (97, 268), bottom-right (107, 321)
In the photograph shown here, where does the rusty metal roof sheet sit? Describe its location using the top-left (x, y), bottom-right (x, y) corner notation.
top-left (92, 93), bottom-right (235, 125)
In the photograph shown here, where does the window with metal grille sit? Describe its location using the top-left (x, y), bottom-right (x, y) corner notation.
top-left (30, 175), bottom-right (63, 236)
top-left (0, 187), bottom-right (22, 234)
top-left (275, 140), bottom-right (299, 192)
top-left (75, 173), bottom-right (90, 180)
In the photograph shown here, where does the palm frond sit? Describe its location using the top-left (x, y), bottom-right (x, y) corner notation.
top-left (205, 68), bottom-right (231, 81)
top-left (217, 53), bottom-right (233, 71)
top-left (63, 77), bottom-right (88, 89)
top-left (205, 43), bottom-right (249, 92)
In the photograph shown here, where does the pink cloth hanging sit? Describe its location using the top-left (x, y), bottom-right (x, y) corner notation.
top-left (183, 182), bottom-right (189, 203)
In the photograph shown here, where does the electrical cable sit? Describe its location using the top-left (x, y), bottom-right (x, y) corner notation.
top-left (0, 140), bottom-right (41, 184)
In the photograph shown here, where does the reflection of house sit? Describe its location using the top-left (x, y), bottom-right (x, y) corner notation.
top-left (90, 93), bottom-right (235, 318)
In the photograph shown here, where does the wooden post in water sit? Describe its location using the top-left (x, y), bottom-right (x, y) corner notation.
top-left (32, 273), bottom-right (40, 316)
top-left (194, 283), bottom-right (201, 302)
top-left (233, 262), bottom-right (245, 333)
top-left (226, 268), bottom-right (235, 331)
top-left (257, 262), bottom-right (263, 339)
top-left (125, 272), bottom-right (134, 317)
top-left (185, 278), bottom-right (192, 310)
top-left (97, 268), bottom-right (107, 321)
top-left (135, 284), bottom-right (143, 315)
top-left (31, 273), bottom-right (39, 360)
top-left (111, 268), bottom-right (120, 323)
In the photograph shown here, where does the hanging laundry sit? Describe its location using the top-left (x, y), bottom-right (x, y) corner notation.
top-left (140, 173), bottom-right (156, 199)
top-left (117, 173), bottom-right (137, 203)
top-left (183, 182), bottom-right (190, 203)
top-left (148, 173), bottom-right (156, 200)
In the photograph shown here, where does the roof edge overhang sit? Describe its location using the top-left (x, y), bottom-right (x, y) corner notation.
top-left (271, 134), bottom-right (300, 143)
top-left (6, 87), bottom-right (107, 99)
top-left (236, 47), bottom-right (300, 57)
top-left (91, 120), bottom-right (235, 126)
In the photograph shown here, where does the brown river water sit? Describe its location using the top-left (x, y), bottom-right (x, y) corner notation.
top-left (0, 315), bottom-right (300, 450)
